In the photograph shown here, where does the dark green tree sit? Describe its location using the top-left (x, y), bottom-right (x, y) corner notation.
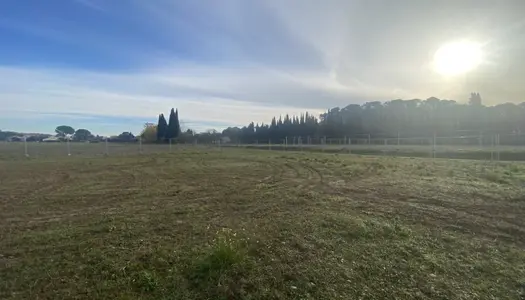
top-left (174, 109), bottom-right (181, 137)
top-left (55, 125), bottom-right (75, 136)
top-left (74, 129), bottom-right (92, 141)
top-left (166, 108), bottom-right (181, 140)
top-left (156, 114), bottom-right (168, 142)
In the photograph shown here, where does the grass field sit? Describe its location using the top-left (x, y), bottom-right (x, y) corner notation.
top-left (1, 147), bottom-right (525, 299)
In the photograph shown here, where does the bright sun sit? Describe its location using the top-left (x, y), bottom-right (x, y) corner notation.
top-left (433, 41), bottom-right (482, 76)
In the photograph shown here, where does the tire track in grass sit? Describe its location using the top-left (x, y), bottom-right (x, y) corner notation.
top-left (23, 171), bottom-right (72, 201)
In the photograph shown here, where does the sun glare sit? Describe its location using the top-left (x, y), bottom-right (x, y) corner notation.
top-left (433, 41), bottom-right (482, 76)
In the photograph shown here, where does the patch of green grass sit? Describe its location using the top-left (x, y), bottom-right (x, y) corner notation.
top-left (188, 229), bottom-right (245, 283)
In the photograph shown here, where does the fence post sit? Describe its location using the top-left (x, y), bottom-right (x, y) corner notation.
top-left (368, 134), bottom-right (371, 145)
top-left (67, 138), bottom-right (71, 156)
top-left (491, 134), bottom-right (494, 161)
top-left (432, 132), bottom-right (436, 159)
top-left (397, 132), bottom-right (400, 146)
top-left (24, 137), bottom-right (29, 157)
top-left (139, 137), bottom-right (143, 154)
top-left (497, 134), bottom-right (500, 161)
top-left (169, 138), bottom-right (172, 152)
top-left (105, 138), bottom-right (109, 156)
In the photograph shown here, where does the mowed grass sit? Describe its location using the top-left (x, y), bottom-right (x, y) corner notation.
top-left (1, 148), bottom-right (525, 299)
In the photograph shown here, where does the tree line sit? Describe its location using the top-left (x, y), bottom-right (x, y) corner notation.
top-left (221, 94), bottom-right (525, 144)
top-left (4, 94), bottom-right (525, 144)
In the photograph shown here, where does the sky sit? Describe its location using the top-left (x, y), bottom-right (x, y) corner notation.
top-left (1, 0), bottom-right (524, 135)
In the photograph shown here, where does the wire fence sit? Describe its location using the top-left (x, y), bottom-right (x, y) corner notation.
top-left (3, 133), bottom-right (525, 161)
top-left (228, 133), bottom-right (525, 161)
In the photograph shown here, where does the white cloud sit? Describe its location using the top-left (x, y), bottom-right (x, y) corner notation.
top-left (0, 66), bottom-right (330, 132)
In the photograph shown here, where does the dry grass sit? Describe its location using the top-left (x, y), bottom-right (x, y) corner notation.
top-left (1, 148), bottom-right (525, 299)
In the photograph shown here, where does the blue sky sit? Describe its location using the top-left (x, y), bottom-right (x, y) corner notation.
top-left (1, 0), bottom-right (524, 135)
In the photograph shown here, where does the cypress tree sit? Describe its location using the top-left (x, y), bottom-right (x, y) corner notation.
top-left (174, 109), bottom-right (181, 138)
top-left (166, 108), bottom-right (177, 140)
top-left (156, 114), bottom-right (168, 142)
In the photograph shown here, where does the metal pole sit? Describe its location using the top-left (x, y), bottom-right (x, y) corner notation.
top-left (368, 134), bottom-right (371, 145)
top-left (490, 135), bottom-right (494, 161)
top-left (497, 134), bottom-right (500, 161)
top-left (397, 132), bottom-right (400, 146)
top-left (67, 138), bottom-right (71, 156)
top-left (169, 138), bottom-right (172, 152)
top-left (269, 139), bottom-right (271, 151)
top-left (24, 137), bottom-right (29, 157)
top-left (139, 137), bottom-right (142, 154)
top-left (433, 132), bottom-right (436, 159)
top-left (105, 138), bottom-right (109, 155)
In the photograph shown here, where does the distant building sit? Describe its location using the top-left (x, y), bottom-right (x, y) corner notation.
top-left (42, 136), bottom-right (61, 142)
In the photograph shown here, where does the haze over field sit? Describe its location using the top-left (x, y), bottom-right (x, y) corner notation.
top-left (1, 0), bottom-right (524, 134)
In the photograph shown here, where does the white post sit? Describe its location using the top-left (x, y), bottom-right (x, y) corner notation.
top-left (285, 136), bottom-right (288, 150)
top-left (24, 137), bottom-right (29, 157)
top-left (269, 139), bottom-right (271, 151)
top-left (497, 134), bottom-right (500, 161)
top-left (490, 134), bottom-right (494, 161)
top-left (67, 138), bottom-right (71, 156)
top-left (218, 138), bottom-right (221, 151)
top-left (433, 132), bottom-right (436, 159)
